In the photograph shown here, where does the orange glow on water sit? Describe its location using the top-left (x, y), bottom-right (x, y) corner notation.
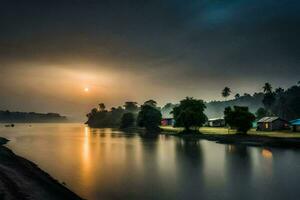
top-left (262, 149), bottom-right (273, 159)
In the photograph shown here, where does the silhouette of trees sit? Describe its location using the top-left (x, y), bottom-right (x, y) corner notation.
top-left (224, 106), bottom-right (255, 134)
top-left (262, 83), bottom-right (276, 114)
top-left (255, 107), bottom-right (267, 119)
top-left (120, 113), bottom-right (135, 129)
top-left (137, 101), bottom-right (162, 133)
top-left (144, 99), bottom-right (157, 107)
top-left (222, 87), bottom-right (231, 100)
top-left (263, 82), bottom-right (272, 93)
top-left (234, 93), bottom-right (240, 99)
top-left (172, 97), bottom-right (207, 132)
top-left (275, 87), bottom-right (284, 94)
top-left (124, 102), bottom-right (139, 113)
top-left (98, 103), bottom-right (106, 112)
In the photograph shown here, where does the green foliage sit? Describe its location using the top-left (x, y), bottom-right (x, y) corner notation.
top-left (144, 100), bottom-right (157, 107)
top-left (272, 85), bottom-right (300, 120)
top-left (98, 103), bottom-right (106, 112)
top-left (222, 87), bottom-right (231, 99)
top-left (86, 104), bottom-right (125, 128)
top-left (137, 101), bottom-right (162, 133)
top-left (124, 102), bottom-right (139, 113)
top-left (120, 113), bottom-right (135, 129)
top-left (224, 106), bottom-right (256, 134)
top-left (255, 107), bottom-right (267, 119)
top-left (161, 103), bottom-right (176, 118)
top-left (263, 82), bottom-right (272, 93)
top-left (262, 92), bottom-right (276, 112)
top-left (172, 97), bottom-right (207, 131)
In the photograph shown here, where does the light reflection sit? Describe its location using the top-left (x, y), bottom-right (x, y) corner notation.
top-left (227, 145), bottom-right (236, 153)
top-left (81, 126), bottom-right (92, 190)
top-left (262, 149), bottom-right (273, 159)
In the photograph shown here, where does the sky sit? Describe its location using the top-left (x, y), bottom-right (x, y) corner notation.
top-left (1, 0), bottom-right (300, 120)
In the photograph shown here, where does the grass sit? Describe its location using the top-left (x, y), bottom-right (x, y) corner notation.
top-left (161, 126), bottom-right (300, 138)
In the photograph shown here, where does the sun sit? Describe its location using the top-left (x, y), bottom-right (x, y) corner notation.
top-left (84, 87), bottom-right (89, 92)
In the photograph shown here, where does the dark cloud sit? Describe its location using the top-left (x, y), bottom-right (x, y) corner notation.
top-left (0, 0), bottom-right (299, 118)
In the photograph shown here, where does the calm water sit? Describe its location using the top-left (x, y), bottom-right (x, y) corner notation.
top-left (1, 123), bottom-right (300, 200)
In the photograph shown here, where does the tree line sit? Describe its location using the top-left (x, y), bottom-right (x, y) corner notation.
top-left (86, 81), bottom-right (300, 134)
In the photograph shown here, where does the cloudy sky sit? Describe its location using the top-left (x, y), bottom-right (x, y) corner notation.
top-left (1, 0), bottom-right (299, 120)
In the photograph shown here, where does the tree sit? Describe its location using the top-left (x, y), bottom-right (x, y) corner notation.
top-left (98, 103), bottom-right (106, 112)
top-left (161, 103), bottom-right (176, 118)
top-left (255, 107), bottom-right (267, 119)
top-left (137, 101), bottom-right (162, 133)
top-left (172, 97), bottom-right (207, 132)
top-left (222, 87), bottom-right (231, 100)
top-left (235, 93), bottom-right (240, 99)
top-left (263, 82), bottom-right (272, 93)
top-left (275, 87), bottom-right (284, 94)
top-left (144, 99), bottom-right (157, 107)
top-left (262, 83), bottom-right (276, 114)
top-left (224, 106), bottom-right (255, 134)
top-left (124, 102), bottom-right (139, 113)
top-left (120, 113), bottom-right (135, 129)
top-left (262, 92), bottom-right (276, 113)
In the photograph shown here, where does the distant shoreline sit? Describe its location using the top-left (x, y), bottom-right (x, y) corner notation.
top-left (0, 137), bottom-right (83, 200)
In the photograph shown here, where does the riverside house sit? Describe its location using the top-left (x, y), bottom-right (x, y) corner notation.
top-left (257, 117), bottom-right (290, 131)
top-left (290, 119), bottom-right (300, 132)
top-left (207, 118), bottom-right (226, 127)
top-left (161, 118), bottom-right (175, 126)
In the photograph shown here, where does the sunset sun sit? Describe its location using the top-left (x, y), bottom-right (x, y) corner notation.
top-left (84, 87), bottom-right (89, 92)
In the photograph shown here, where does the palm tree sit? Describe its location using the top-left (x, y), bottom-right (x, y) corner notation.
top-left (263, 82), bottom-right (272, 93)
top-left (222, 87), bottom-right (231, 100)
top-left (235, 93), bottom-right (240, 99)
top-left (98, 103), bottom-right (106, 112)
top-left (275, 87), bottom-right (284, 94)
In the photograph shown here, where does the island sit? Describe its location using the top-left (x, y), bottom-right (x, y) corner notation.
top-left (0, 111), bottom-right (68, 123)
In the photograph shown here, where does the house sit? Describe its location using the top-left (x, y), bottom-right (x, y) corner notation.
top-left (207, 118), bottom-right (226, 127)
top-left (161, 118), bottom-right (175, 126)
top-left (257, 117), bottom-right (290, 131)
top-left (290, 119), bottom-right (300, 132)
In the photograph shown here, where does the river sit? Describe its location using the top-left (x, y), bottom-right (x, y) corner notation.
top-left (0, 123), bottom-right (300, 200)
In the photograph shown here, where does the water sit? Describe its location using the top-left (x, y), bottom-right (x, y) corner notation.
top-left (1, 123), bottom-right (300, 200)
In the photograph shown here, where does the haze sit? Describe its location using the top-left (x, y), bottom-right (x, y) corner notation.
top-left (1, 0), bottom-right (299, 120)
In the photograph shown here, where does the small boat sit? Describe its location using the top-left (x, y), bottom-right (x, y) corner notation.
top-left (4, 124), bottom-right (15, 127)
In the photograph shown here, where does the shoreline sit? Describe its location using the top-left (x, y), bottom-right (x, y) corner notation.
top-left (161, 131), bottom-right (300, 148)
top-left (0, 137), bottom-right (84, 200)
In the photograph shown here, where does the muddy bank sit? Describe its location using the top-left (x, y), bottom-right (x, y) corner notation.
top-left (0, 137), bottom-right (83, 200)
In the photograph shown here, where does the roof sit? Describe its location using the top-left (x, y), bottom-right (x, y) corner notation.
top-left (290, 119), bottom-right (300, 125)
top-left (258, 117), bottom-right (280, 123)
top-left (208, 118), bottom-right (224, 122)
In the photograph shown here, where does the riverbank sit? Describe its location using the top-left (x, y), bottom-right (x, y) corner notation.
top-left (0, 137), bottom-right (83, 200)
top-left (161, 126), bottom-right (300, 148)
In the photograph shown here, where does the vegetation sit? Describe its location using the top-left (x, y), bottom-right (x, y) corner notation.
top-left (255, 107), bottom-right (268, 119)
top-left (224, 106), bottom-right (256, 134)
top-left (86, 103), bottom-right (126, 128)
top-left (137, 100), bottom-right (162, 133)
top-left (205, 92), bottom-right (264, 119)
top-left (172, 97), bottom-right (207, 132)
top-left (120, 113), bottom-right (135, 129)
top-left (0, 110), bottom-right (67, 123)
top-left (222, 87), bottom-right (231, 100)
